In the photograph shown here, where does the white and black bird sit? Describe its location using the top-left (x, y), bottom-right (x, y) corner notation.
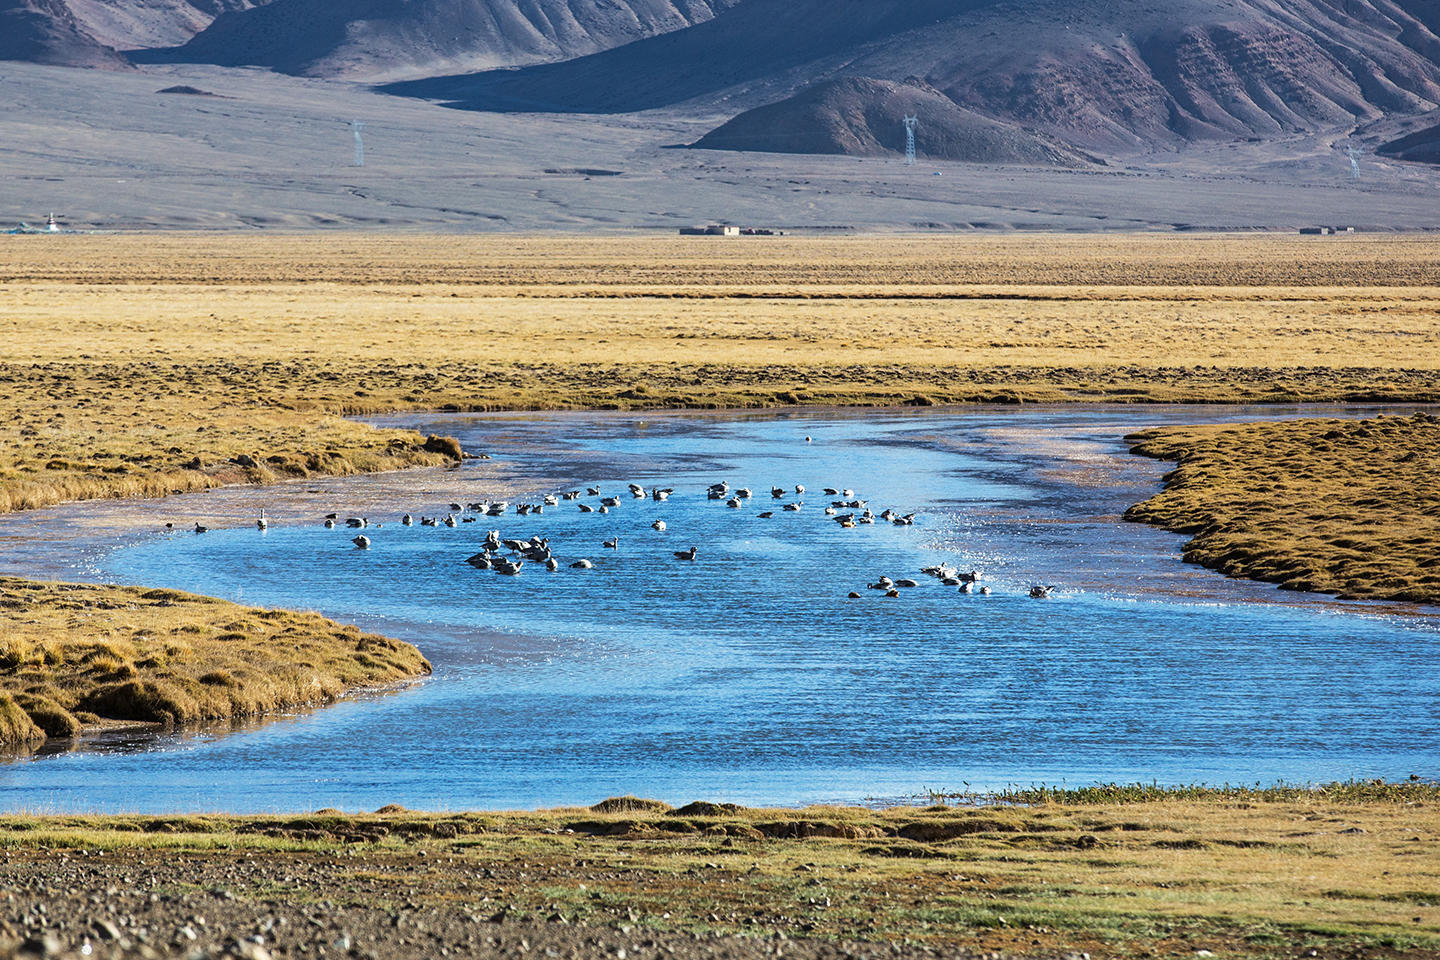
top-left (674, 546), bottom-right (698, 561)
top-left (352, 535), bottom-right (370, 549)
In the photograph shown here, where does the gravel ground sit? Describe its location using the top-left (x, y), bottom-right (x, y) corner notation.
top-left (0, 851), bottom-right (1028, 960)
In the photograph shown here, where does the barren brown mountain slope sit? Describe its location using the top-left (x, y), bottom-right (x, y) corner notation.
top-left (387, 0), bottom-right (1440, 154)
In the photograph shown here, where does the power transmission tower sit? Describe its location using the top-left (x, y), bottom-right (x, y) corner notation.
top-left (1348, 145), bottom-right (1360, 180)
top-left (352, 120), bottom-right (366, 167)
top-left (903, 115), bottom-right (918, 166)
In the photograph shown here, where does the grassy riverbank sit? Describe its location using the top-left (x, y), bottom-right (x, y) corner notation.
top-left (1125, 414), bottom-right (1440, 604)
top-left (1, 785), bottom-right (1436, 960)
top-left (0, 578), bottom-right (430, 748)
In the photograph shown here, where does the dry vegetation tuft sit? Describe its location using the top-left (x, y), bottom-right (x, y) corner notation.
top-left (1126, 413), bottom-right (1440, 603)
top-left (0, 578), bottom-right (430, 746)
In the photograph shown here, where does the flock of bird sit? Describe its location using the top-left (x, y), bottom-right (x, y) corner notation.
top-left (175, 478), bottom-right (1057, 599)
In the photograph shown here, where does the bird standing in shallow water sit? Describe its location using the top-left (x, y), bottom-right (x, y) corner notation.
top-left (256, 510), bottom-right (268, 531)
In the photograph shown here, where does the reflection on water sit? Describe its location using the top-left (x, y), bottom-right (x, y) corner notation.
top-left (0, 406), bottom-right (1436, 814)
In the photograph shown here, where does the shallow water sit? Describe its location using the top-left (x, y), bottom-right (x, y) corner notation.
top-left (1, 406), bottom-right (1437, 813)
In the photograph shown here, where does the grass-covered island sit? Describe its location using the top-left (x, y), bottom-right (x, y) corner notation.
top-left (0, 784), bottom-right (1436, 960)
top-left (1126, 413), bottom-right (1440, 604)
top-left (0, 578), bottom-right (430, 748)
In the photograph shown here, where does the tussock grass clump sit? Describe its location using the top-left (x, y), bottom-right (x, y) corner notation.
top-left (0, 578), bottom-right (430, 746)
top-left (590, 796), bottom-right (673, 814)
top-left (1126, 414), bottom-right (1440, 604)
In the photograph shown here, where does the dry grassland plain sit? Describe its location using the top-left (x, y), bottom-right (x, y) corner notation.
top-left (1, 786), bottom-right (1437, 960)
top-left (2, 234), bottom-right (1440, 958)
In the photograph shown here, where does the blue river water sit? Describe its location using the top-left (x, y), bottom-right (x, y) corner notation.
top-left (0, 406), bottom-right (1436, 812)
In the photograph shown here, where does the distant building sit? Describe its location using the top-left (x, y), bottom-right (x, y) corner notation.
top-left (1299, 226), bottom-right (1358, 235)
top-left (680, 225), bottom-right (741, 236)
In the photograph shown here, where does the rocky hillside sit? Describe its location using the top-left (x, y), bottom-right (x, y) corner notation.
top-left (146, 0), bottom-right (743, 79)
top-left (388, 0), bottom-right (1440, 153)
top-left (692, 76), bottom-right (1094, 167)
top-left (0, 0), bottom-right (130, 68)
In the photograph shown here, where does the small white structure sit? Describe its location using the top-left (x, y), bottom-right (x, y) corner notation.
top-left (46, 213), bottom-right (59, 232)
top-left (680, 224), bottom-right (741, 236)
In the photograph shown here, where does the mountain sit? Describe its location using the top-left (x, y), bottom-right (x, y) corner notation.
top-left (693, 76), bottom-right (1094, 167)
top-left (0, 0), bottom-right (129, 68)
top-left (1379, 119), bottom-right (1440, 163)
top-left (65, 0), bottom-right (268, 50)
top-left (145, 0), bottom-right (744, 79)
top-left (386, 0), bottom-right (1440, 153)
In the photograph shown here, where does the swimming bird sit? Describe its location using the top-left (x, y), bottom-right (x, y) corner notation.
top-left (402, 514), bottom-right (413, 526)
top-left (892, 514), bottom-right (916, 526)
top-left (795, 485), bottom-right (804, 494)
top-left (757, 511), bottom-right (774, 519)
top-left (838, 517), bottom-right (856, 528)
top-left (466, 553), bottom-right (493, 569)
top-left (959, 570), bottom-right (981, 584)
top-left (346, 517), bottom-right (367, 528)
top-left (562, 491), bottom-right (580, 501)
top-left (571, 559), bottom-right (594, 569)
top-left (352, 535), bottom-right (370, 549)
top-left (545, 557), bottom-right (560, 571)
top-left (603, 537), bottom-right (620, 549)
top-left (771, 487), bottom-right (786, 499)
top-left (449, 503), bottom-right (463, 513)
top-left (194, 523), bottom-right (208, 534)
top-left (824, 507), bottom-right (837, 516)
top-left (598, 505), bottom-right (609, 514)
top-left (736, 488), bottom-right (752, 499)
top-left (848, 592), bottom-right (861, 599)
top-left (486, 502), bottom-right (508, 516)
top-left (256, 511), bottom-right (268, 531)
top-left (1030, 585), bottom-right (1054, 599)
top-left (323, 518), bottom-right (335, 529)
top-left (783, 503), bottom-right (802, 512)
top-left (494, 558), bottom-right (523, 575)
top-left (885, 589), bottom-right (899, 598)
top-left (420, 516), bottom-right (439, 527)
top-left (980, 586), bottom-right (992, 596)
top-left (578, 503), bottom-right (595, 513)
top-left (587, 487), bottom-right (601, 496)
top-left (324, 513), bottom-right (338, 520)
top-left (958, 582), bottom-right (974, 594)
top-left (674, 546), bottom-right (698, 561)
top-left (842, 489), bottom-right (854, 498)
top-left (895, 579), bottom-right (920, 588)
top-left (868, 577), bottom-right (893, 590)
top-left (444, 515), bottom-right (457, 528)
top-left (652, 488), bottom-right (672, 501)
top-left (629, 484), bottom-right (646, 498)
top-left (543, 495), bottom-right (559, 506)
top-left (651, 520), bottom-right (667, 531)
top-left (824, 488), bottom-right (839, 496)
top-left (707, 482), bottom-right (730, 500)
top-left (727, 498), bottom-right (742, 509)
top-left (601, 496), bottom-right (621, 507)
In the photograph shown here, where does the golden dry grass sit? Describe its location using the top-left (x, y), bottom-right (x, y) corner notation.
top-left (2, 233), bottom-right (1439, 519)
top-left (0, 577), bottom-right (430, 747)
top-left (1126, 413), bottom-right (1440, 603)
top-left (2, 787), bottom-right (1437, 957)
